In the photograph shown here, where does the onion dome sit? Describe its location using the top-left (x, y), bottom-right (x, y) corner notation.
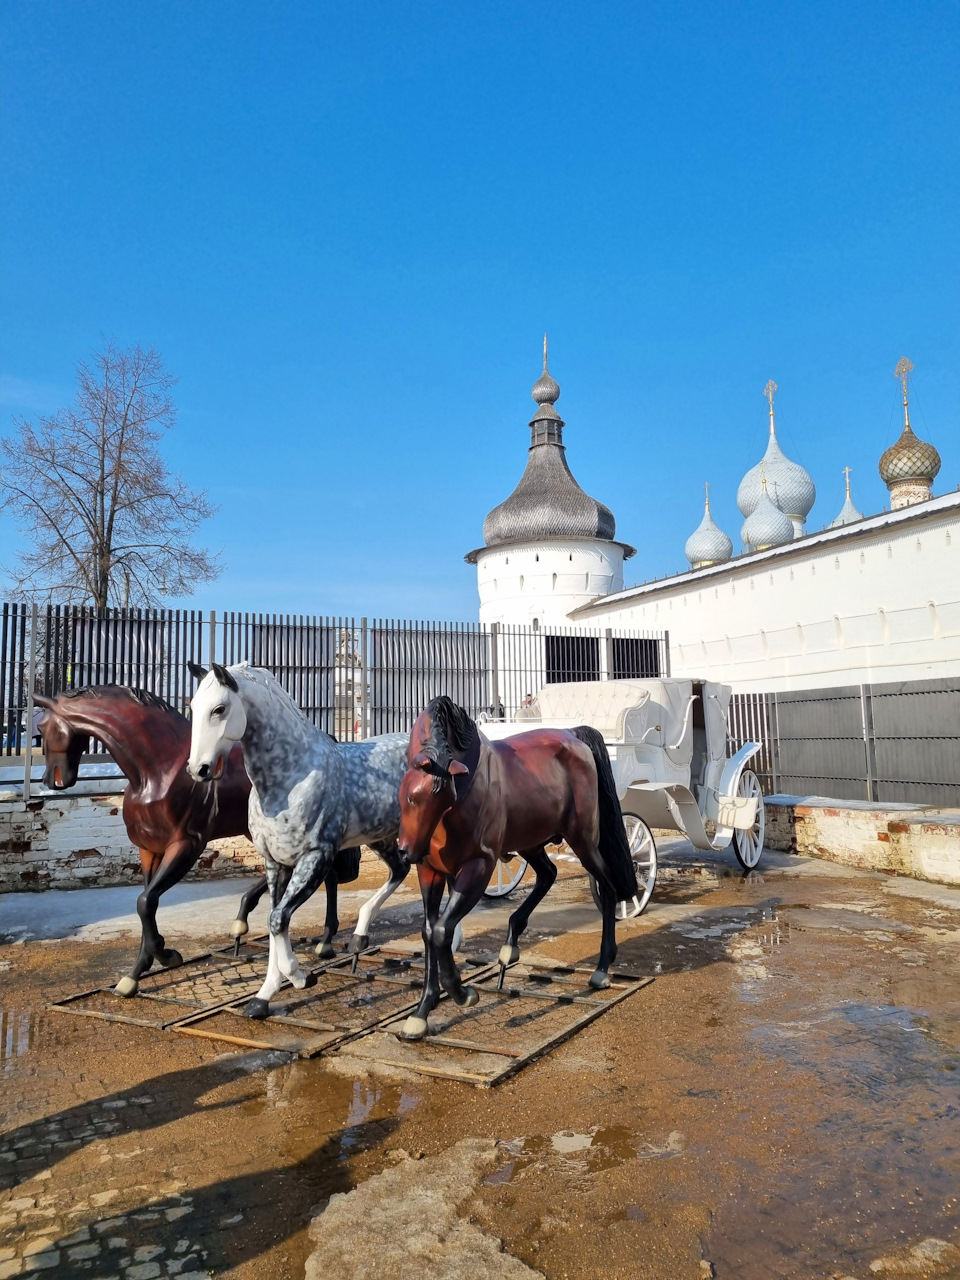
top-left (685, 485), bottom-right (733, 568)
top-left (741, 478), bottom-right (795, 552)
top-left (470, 338), bottom-right (634, 558)
top-left (879, 359), bottom-right (940, 509)
top-left (737, 380), bottom-right (815, 531)
top-left (829, 467), bottom-right (864, 528)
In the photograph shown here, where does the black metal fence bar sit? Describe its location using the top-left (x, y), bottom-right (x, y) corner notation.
top-left (0, 603), bottom-right (667, 756)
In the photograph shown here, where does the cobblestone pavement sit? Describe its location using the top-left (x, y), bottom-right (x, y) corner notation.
top-left (1, 846), bottom-right (959, 1279)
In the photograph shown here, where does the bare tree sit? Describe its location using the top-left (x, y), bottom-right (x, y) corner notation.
top-left (1, 341), bottom-right (221, 607)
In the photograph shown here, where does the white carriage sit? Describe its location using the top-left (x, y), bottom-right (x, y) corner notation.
top-left (479, 678), bottom-right (765, 915)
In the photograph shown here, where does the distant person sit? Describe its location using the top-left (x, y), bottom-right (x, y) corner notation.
top-left (516, 692), bottom-right (539, 721)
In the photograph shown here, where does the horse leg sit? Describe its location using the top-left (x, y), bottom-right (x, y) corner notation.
top-left (243, 859), bottom-right (292, 1019)
top-left (231, 873), bottom-right (269, 953)
top-left (118, 850), bottom-right (162, 995)
top-left (567, 835), bottom-right (619, 989)
top-left (433, 858), bottom-right (491, 1008)
top-left (115, 841), bottom-right (201, 998)
top-left (497, 845), bottom-right (557, 986)
top-left (315, 869), bottom-right (340, 959)
top-left (398, 864), bottom-right (446, 1041)
top-left (245, 850), bottom-right (334, 1019)
top-left (348, 840), bottom-right (411, 963)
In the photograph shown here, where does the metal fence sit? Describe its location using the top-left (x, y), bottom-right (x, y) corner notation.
top-left (728, 678), bottom-right (960, 807)
top-left (1, 602), bottom-right (667, 760)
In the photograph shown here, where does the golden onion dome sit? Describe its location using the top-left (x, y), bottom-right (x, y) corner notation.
top-left (879, 423), bottom-right (941, 485)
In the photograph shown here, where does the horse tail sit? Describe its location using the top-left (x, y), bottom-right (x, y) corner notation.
top-left (571, 725), bottom-right (637, 902)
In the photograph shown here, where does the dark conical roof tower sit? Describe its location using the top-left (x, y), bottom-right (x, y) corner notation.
top-left (468, 338), bottom-right (633, 560)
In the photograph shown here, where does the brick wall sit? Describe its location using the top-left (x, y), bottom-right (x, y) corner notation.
top-left (763, 797), bottom-right (960, 886)
top-left (0, 795), bottom-right (260, 893)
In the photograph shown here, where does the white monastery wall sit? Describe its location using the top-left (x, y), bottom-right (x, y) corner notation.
top-left (571, 493), bottom-right (960, 693)
top-left (476, 538), bottom-right (625, 628)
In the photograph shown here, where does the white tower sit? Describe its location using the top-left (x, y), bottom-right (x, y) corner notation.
top-left (466, 339), bottom-right (635, 627)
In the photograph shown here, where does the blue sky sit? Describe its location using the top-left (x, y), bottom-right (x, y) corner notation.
top-left (2, 1), bottom-right (957, 620)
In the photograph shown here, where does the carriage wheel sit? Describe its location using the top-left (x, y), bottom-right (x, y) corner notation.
top-left (732, 769), bottom-right (765, 869)
top-left (482, 857), bottom-right (529, 899)
top-left (589, 815), bottom-right (658, 919)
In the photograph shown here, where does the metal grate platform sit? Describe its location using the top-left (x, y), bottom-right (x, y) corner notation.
top-left (47, 941), bottom-right (654, 1084)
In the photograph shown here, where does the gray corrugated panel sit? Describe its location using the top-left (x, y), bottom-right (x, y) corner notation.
top-left (776, 697), bottom-right (865, 741)
top-left (780, 737), bottom-right (868, 784)
top-left (778, 774), bottom-right (869, 803)
top-left (877, 777), bottom-right (960, 805)
top-left (874, 737), bottom-right (960, 787)
top-left (871, 686), bottom-right (960, 739)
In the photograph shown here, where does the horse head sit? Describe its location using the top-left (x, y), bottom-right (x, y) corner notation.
top-left (397, 698), bottom-right (475, 862)
top-left (34, 694), bottom-right (90, 789)
top-left (186, 662), bottom-right (246, 783)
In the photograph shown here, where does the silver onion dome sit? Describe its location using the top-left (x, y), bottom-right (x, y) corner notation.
top-left (737, 381), bottom-right (815, 523)
top-left (685, 488), bottom-right (733, 567)
top-left (473, 339), bottom-right (633, 557)
top-left (741, 483), bottom-right (795, 552)
top-left (829, 468), bottom-right (864, 528)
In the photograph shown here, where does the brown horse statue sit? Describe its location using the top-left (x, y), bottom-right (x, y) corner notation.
top-left (395, 695), bottom-right (638, 1040)
top-left (35, 685), bottom-right (361, 997)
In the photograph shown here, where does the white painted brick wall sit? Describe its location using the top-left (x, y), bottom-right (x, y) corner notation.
top-left (0, 795), bottom-right (260, 892)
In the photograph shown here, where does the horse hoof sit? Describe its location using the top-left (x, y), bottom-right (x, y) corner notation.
top-left (348, 934), bottom-right (369, 955)
top-left (158, 949), bottom-right (183, 970)
top-left (243, 998), bottom-right (270, 1020)
top-left (398, 1015), bottom-right (428, 1041)
top-left (456, 985), bottom-right (480, 1008)
top-left (588, 969), bottom-right (611, 990)
top-left (229, 919), bottom-right (249, 939)
top-left (315, 941), bottom-right (337, 959)
top-left (114, 976), bottom-right (138, 998)
top-left (303, 971), bottom-right (318, 989)
top-left (499, 944), bottom-right (520, 966)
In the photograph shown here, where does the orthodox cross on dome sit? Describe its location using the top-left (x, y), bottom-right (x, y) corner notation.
top-left (543, 333), bottom-right (548, 369)
top-left (843, 465), bottom-right (852, 498)
top-left (894, 356), bottom-right (914, 431)
top-left (704, 481), bottom-right (711, 511)
top-left (763, 379), bottom-right (778, 434)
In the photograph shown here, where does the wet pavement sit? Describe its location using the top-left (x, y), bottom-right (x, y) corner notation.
top-left (1, 842), bottom-right (959, 1279)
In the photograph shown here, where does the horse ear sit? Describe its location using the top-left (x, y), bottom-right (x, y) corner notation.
top-left (187, 661), bottom-right (208, 682)
top-left (211, 662), bottom-right (239, 693)
top-left (33, 693), bottom-right (55, 710)
top-left (448, 760), bottom-right (470, 777)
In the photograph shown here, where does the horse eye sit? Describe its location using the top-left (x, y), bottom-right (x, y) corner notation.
top-left (213, 705), bottom-right (225, 717)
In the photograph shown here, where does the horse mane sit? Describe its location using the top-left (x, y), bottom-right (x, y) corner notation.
top-left (61, 685), bottom-right (180, 716)
top-left (423, 695), bottom-right (477, 785)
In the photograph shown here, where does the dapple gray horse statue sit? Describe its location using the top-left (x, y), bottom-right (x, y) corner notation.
top-left (187, 662), bottom-right (412, 1018)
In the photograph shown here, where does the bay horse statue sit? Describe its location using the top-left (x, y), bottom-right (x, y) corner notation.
top-left (187, 662), bottom-right (412, 1019)
top-left (395, 695), bottom-right (638, 1041)
top-left (35, 685), bottom-right (252, 996)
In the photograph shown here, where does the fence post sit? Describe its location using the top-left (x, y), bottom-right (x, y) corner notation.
top-left (490, 622), bottom-right (500, 715)
top-left (23, 603), bottom-right (38, 802)
top-left (860, 683), bottom-right (879, 802)
top-left (208, 611), bottom-right (217, 666)
top-left (770, 692), bottom-right (781, 794)
top-left (359, 617), bottom-right (368, 740)
top-left (604, 629), bottom-right (613, 681)
top-left (662, 630), bottom-right (671, 677)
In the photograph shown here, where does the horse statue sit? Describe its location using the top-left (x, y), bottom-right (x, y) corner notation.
top-left (186, 661), bottom-right (412, 1019)
top-left (35, 685), bottom-right (253, 996)
top-left (395, 695), bottom-right (638, 1040)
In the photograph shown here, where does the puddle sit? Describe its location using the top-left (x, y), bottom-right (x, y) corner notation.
top-left (1, 1008), bottom-right (39, 1072)
top-left (487, 1125), bottom-right (678, 1184)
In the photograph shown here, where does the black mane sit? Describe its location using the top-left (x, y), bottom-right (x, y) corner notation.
top-left (423, 695), bottom-right (477, 775)
top-left (62, 685), bottom-right (180, 716)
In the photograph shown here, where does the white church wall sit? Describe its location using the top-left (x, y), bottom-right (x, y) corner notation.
top-left (570, 492), bottom-right (960, 693)
top-left (476, 538), bottom-right (625, 628)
